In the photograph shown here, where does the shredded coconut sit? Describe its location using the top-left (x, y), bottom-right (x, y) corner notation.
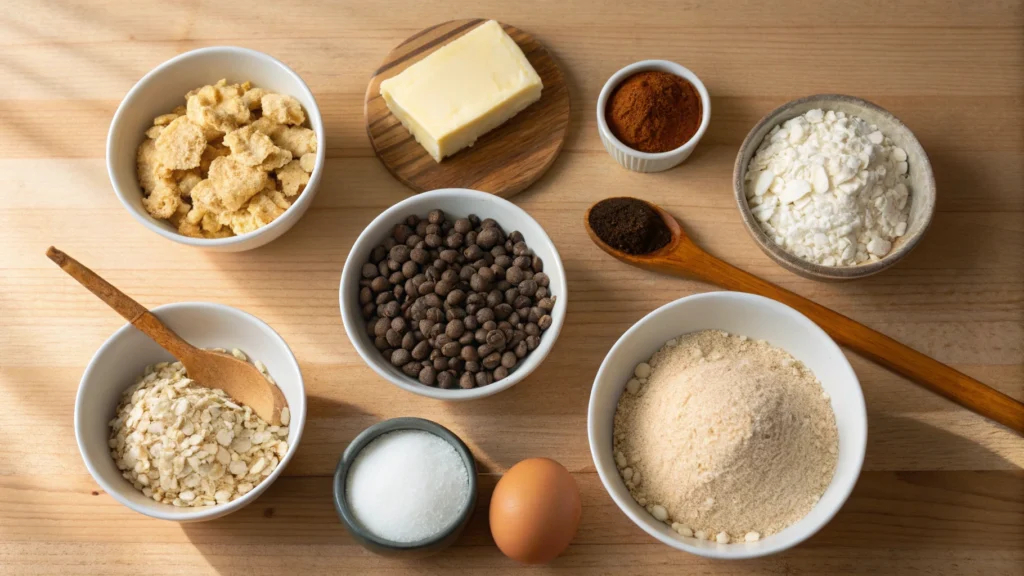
top-left (613, 330), bottom-right (838, 541)
top-left (745, 108), bottom-right (911, 266)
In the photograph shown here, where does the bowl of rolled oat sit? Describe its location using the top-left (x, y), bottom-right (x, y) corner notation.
top-left (107, 46), bottom-right (324, 251)
top-left (75, 302), bottom-right (306, 522)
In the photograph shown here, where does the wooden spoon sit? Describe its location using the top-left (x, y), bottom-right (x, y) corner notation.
top-left (584, 199), bottom-right (1024, 436)
top-left (47, 247), bottom-right (287, 426)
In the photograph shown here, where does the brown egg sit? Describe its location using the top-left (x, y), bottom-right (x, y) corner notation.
top-left (489, 457), bottom-right (581, 564)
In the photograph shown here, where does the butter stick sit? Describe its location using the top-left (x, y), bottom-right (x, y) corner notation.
top-left (380, 20), bottom-right (544, 162)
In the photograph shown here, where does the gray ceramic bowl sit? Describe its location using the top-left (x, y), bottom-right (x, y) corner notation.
top-left (333, 417), bottom-right (478, 557)
top-left (733, 94), bottom-right (935, 281)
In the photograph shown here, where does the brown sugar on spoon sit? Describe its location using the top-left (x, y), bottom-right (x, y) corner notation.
top-left (587, 197), bottom-right (672, 255)
top-left (605, 71), bottom-right (702, 153)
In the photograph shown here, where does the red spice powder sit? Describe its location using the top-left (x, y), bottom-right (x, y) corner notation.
top-left (605, 71), bottom-right (702, 153)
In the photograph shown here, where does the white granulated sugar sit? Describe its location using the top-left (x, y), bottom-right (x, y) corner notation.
top-left (745, 109), bottom-right (911, 266)
top-left (613, 330), bottom-right (838, 541)
top-left (346, 429), bottom-right (470, 543)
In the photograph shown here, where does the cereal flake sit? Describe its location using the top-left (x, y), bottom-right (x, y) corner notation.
top-left (155, 117), bottom-right (206, 170)
top-left (261, 93), bottom-right (306, 125)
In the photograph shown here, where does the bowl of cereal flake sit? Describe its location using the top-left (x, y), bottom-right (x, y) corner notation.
top-left (108, 46), bottom-right (325, 251)
top-left (75, 302), bottom-right (306, 522)
top-left (588, 291), bottom-right (866, 559)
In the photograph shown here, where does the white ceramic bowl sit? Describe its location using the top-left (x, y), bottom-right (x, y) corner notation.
top-left (596, 60), bottom-right (711, 173)
top-left (588, 292), bottom-right (866, 559)
top-left (75, 302), bottom-right (306, 522)
top-left (107, 46), bottom-right (325, 252)
top-left (339, 188), bottom-right (568, 401)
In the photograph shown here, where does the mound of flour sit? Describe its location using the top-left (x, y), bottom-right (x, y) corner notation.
top-left (745, 109), bottom-right (911, 266)
top-left (613, 330), bottom-right (838, 542)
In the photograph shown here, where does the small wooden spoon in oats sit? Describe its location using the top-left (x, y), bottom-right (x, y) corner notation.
top-left (46, 246), bottom-right (287, 425)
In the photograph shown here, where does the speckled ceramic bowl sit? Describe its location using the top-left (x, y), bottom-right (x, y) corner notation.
top-left (733, 94), bottom-right (935, 281)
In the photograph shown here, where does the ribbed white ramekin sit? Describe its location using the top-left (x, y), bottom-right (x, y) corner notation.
top-left (596, 60), bottom-right (711, 173)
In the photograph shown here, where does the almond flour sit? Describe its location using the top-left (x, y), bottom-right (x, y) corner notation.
top-left (612, 330), bottom-right (838, 542)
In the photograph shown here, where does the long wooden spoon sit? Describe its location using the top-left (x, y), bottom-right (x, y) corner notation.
top-left (584, 199), bottom-right (1024, 435)
top-left (47, 247), bottom-right (287, 425)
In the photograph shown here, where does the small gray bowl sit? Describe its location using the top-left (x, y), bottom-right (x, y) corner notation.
top-left (333, 417), bottom-right (478, 557)
top-left (733, 94), bottom-right (935, 281)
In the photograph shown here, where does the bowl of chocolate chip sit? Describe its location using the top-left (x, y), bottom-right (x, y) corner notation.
top-left (340, 189), bottom-right (567, 400)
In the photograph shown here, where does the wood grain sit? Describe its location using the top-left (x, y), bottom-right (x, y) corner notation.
top-left (1, 1), bottom-right (1022, 574)
top-left (364, 18), bottom-right (571, 198)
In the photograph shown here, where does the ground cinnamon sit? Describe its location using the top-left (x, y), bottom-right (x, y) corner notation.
top-left (606, 71), bottom-right (702, 153)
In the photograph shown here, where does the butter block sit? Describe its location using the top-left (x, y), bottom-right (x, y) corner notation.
top-left (380, 20), bottom-right (544, 162)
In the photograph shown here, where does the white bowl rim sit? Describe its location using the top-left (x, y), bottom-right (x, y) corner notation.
top-left (596, 59), bottom-right (712, 159)
top-left (106, 45), bottom-right (325, 248)
top-left (339, 188), bottom-right (568, 401)
top-left (587, 291), bottom-right (867, 559)
top-left (74, 301), bottom-right (307, 521)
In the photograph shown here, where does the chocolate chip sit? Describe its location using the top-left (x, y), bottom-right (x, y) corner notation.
top-left (486, 330), bottom-right (506, 350)
top-left (475, 371), bottom-right (493, 387)
top-left (481, 351), bottom-right (502, 369)
top-left (515, 340), bottom-right (529, 358)
top-left (438, 371), bottom-right (456, 389)
top-left (412, 340), bottom-right (431, 361)
top-left (538, 315), bottom-right (553, 330)
top-left (370, 276), bottom-right (390, 293)
top-left (402, 332), bottom-right (417, 350)
top-left (391, 348), bottom-right (411, 366)
top-left (389, 244), bottom-right (411, 264)
top-left (418, 366), bottom-right (436, 386)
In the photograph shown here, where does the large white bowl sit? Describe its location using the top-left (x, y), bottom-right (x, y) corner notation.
top-left (75, 302), bottom-right (306, 522)
top-left (588, 292), bottom-right (866, 559)
top-left (107, 46), bottom-right (325, 251)
top-left (339, 189), bottom-right (568, 401)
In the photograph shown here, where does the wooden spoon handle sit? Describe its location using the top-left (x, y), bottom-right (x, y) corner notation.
top-left (688, 250), bottom-right (1024, 435)
top-left (46, 247), bottom-right (196, 359)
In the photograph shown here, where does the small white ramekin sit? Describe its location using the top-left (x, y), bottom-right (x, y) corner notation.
top-left (107, 46), bottom-right (325, 252)
top-left (596, 60), bottom-right (711, 173)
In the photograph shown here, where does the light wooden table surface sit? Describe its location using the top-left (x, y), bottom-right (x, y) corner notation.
top-left (2, 1), bottom-right (1022, 574)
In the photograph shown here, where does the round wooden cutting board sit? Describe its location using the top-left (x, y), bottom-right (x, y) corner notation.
top-left (365, 19), bottom-right (571, 198)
